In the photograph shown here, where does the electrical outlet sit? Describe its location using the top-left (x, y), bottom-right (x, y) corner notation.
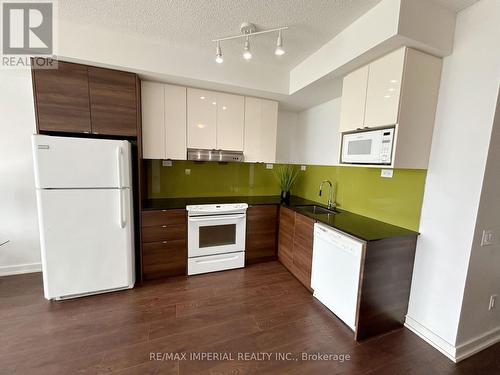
top-left (381, 169), bottom-right (393, 178)
top-left (162, 160), bottom-right (172, 167)
top-left (266, 164), bottom-right (273, 169)
top-left (301, 165), bottom-right (307, 171)
top-left (185, 169), bottom-right (191, 175)
top-left (481, 230), bottom-right (495, 246)
top-left (489, 295), bottom-right (497, 310)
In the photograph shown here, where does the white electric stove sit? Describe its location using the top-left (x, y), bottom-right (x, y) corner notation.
top-left (186, 203), bottom-right (248, 275)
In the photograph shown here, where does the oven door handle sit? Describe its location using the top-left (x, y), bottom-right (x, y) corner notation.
top-left (194, 254), bottom-right (239, 264)
top-left (188, 214), bottom-right (246, 222)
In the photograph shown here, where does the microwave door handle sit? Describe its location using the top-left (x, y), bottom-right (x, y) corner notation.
top-left (188, 214), bottom-right (246, 222)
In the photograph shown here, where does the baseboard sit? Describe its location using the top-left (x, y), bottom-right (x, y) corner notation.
top-left (405, 316), bottom-right (500, 363)
top-left (0, 262), bottom-right (42, 277)
top-left (455, 326), bottom-right (500, 362)
top-left (404, 315), bottom-right (457, 362)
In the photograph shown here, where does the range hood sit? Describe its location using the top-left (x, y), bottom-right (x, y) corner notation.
top-left (187, 149), bottom-right (244, 162)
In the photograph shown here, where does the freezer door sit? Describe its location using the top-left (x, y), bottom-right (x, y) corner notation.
top-left (36, 188), bottom-right (134, 299)
top-left (32, 135), bottom-right (132, 189)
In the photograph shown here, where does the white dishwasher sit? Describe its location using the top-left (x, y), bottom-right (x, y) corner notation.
top-left (311, 223), bottom-right (365, 331)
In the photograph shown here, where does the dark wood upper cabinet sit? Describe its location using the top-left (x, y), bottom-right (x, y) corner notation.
top-left (32, 61), bottom-right (92, 134)
top-left (88, 67), bottom-right (138, 136)
top-left (32, 59), bottom-right (140, 137)
top-left (245, 205), bottom-right (278, 265)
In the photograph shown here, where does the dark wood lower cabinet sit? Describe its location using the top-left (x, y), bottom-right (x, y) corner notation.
top-left (291, 213), bottom-right (314, 291)
top-left (355, 235), bottom-right (418, 340)
top-left (142, 240), bottom-right (187, 280)
top-left (278, 206), bottom-right (295, 271)
top-left (141, 209), bottom-right (187, 280)
top-left (277, 207), bottom-right (314, 291)
top-left (245, 205), bottom-right (278, 265)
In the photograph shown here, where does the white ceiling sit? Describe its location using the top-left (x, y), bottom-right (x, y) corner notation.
top-left (59, 0), bottom-right (382, 69)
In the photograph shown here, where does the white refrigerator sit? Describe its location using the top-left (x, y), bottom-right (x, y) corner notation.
top-left (32, 135), bottom-right (135, 300)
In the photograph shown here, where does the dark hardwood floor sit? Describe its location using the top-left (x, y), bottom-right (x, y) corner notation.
top-left (1, 261), bottom-right (499, 374)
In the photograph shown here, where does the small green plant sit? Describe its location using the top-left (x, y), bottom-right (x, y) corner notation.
top-left (274, 165), bottom-right (300, 193)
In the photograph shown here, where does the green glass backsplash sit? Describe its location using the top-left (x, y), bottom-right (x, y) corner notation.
top-left (146, 160), bottom-right (281, 198)
top-left (146, 160), bottom-right (427, 231)
top-left (291, 165), bottom-right (427, 231)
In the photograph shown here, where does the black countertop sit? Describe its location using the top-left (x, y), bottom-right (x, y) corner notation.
top-left (142, 195), bottom-right (419, 242)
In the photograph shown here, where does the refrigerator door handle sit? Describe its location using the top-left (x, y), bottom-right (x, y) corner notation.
top-left (117, 147), bottom-right (123, 189)
top-left (118, 188), bottom-right (126, 229)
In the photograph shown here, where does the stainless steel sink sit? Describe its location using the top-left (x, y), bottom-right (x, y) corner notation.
top-left (295, 205), bottom-right (337, 215)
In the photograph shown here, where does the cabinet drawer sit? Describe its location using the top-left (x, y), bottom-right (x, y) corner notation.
top-left (141, 209), bottom-right (186, 227)
top-left (143, 240), bottom-right (187, 279)
top-left (141, 224), bottom-right (186, 243)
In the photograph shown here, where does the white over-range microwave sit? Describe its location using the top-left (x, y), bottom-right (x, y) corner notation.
top-left (341, 127), bottom-right (395, 165)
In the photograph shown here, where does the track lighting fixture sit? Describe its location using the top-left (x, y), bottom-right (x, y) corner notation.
top-left (275, 29), bottom-right (285, 56)
top-left (215, 41), bottom-right (223, 63)
top-left (243, 36), bottom-right (252, 60)
top-left (212, 23), bottom-right (288, 63)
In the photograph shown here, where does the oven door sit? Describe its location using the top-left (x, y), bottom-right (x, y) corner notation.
top-left (341, 130), bottom-right (383, 164)
top-left (188, 214), bottom-right (246, 257)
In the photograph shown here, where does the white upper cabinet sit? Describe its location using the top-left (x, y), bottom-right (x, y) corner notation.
top-left (164, 84), bottom-right (187, 159)
top-left (216, 93), bottom-right (244, 151)
top-left (142, 81), bottom-right (165, 159)
top-left (244, 97), bottom-right (278, 163)
top-left (143, 83), bottom-right (278, 162)
top-left (141, 82), bottom-right (186, 160)
top-left (339, 65), bottom-right (369, 133)
top-left (338, 47), bottom-right (442, 169)
top-left (187, 88), bottom-right (217, 149)
top-left (364, 48), bottom-right (405, 128)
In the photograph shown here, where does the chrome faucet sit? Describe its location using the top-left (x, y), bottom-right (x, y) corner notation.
top-left (319, 180), bottom-right (335, 210)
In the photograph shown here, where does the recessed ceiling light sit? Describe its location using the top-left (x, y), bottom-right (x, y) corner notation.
top-left (212, 102), bottom-right (217, 105)
top-left (197, 124), bottom-right (205, 129)
top-left (200, 96), bottom-right (205, 100)
top-left (390, 79), bottom-right (398, 83)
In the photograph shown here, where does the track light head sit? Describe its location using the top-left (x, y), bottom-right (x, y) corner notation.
top-left (215, 41), bottom-right (223, 63)
top-left (275, 29), bottom-right (285, 56)
top-left (243, 37), bottom-right (252, 60)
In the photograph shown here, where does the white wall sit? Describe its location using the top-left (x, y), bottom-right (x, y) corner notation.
top-left (295, 99), bottom-right (341, 165)
top-left (406, 0), bottom-right (500, 360)
top-left (0, 69), bottom-right (41, 276)
top-left (276, 98), bottom-right (341, 165)
top-left (457, 89), bottom-right (500, 347)
top-left (276, 110), bottom-right (298, 164)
